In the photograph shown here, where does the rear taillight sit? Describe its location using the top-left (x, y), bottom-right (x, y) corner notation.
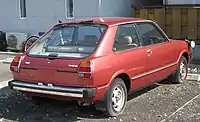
top-left (10, 55), bottom-right (21, 72)
top-left (78, 60), bottom-right (92, 78)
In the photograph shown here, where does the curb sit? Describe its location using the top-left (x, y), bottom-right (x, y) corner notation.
top-left (0, 58), bottom-right (14, 64)
top-left (0, 51), bottom-right (22, 56)
top-left (186, 73), bottom-right (200, 81)
top-left (0, 78), bottom-right (13, 89)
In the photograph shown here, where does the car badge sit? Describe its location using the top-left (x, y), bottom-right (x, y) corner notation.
top-left (68, 64), bottom-right (78, 68)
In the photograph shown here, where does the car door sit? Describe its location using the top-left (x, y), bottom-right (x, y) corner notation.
top-left (135, 22), bottom-right (175, 82)
top-left (113, 23), bottom-right (150, 91)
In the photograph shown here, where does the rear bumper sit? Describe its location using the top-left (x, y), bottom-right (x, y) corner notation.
top-left (8, 80), bottom-right (96, 98)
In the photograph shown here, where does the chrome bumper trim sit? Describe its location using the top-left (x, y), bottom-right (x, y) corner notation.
top-left (13, 86), bottom-right (83, 98)
top-left (9, 80), bottom-right (96, 98)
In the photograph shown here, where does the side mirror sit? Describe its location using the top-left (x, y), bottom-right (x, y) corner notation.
top-left (185, 39), bottom-right (196, 49)
top-left (190, 41), bottom-right (195, 48)
top-left (24, 36), bottom-right (39, 52)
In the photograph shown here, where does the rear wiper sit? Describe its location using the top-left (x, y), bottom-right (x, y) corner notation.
top-left (48, 53), bottom-right (58, 59)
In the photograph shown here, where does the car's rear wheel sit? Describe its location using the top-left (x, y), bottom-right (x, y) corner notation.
top-left (101, 78), bottom-right (127, 116)
top-left (169, 56), bottom-right (188, 83)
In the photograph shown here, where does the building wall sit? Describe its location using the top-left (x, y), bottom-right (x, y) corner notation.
top-left (165, 0), bottom-right (200, 4)
top-left (0, 0), bottom-right (66, 34)
top-left (0, 0), bottom-right (134, 35)
top-left (74, 0), bottom-right (99, 19)
top-left (101, 0), bottom-right (134, 17)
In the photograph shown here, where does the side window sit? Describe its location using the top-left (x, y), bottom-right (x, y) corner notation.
top-left (136, 22), bottom-right (167, 46)
top-left (113, 24), bottom-right (139, 51)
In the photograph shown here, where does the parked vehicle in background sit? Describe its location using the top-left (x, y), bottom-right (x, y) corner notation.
top-left (0, 31), bottom-right (7, 51)
top-left (8, 17), bottom-right (195, 116)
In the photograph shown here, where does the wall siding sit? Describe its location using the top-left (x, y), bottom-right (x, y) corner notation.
top-left (0, 0), bottom-right (134, 34)
top-left (165, 0), bottom-right (200, 4)
top-left (133, 7), bottom-right (200, 41)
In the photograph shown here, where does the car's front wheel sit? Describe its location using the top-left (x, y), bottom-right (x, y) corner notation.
top-left (103, 78), bottom-right (127, 116)
top-left (169, 56), bottom-right (188, 83)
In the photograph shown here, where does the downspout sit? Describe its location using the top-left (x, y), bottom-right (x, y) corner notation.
top-left (98, 0), bottom-right (104, 22)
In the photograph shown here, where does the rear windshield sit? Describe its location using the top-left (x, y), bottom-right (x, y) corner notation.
top-left (28, 24), bottom-right (107, 58)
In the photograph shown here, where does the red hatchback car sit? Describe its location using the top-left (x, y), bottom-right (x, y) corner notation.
top-left (8, 17), bottom-right (194, 116)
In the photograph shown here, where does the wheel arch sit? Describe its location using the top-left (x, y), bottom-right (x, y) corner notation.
top-left (108, 70), bottom-right (131, 93)
top-left (178, 50), bottom-right (190, 64)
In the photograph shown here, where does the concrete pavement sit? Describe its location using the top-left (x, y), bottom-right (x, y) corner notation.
top-left (0, 64), bottom-right (12, 82)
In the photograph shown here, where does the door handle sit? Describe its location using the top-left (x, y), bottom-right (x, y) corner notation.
top-left (147, 49), bottom-right (152, 54)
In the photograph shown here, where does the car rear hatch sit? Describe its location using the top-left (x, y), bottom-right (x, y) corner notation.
top-left (16, 22), bottom-right (107, 87)
top-left (19, 56), bottom-right (82, 86)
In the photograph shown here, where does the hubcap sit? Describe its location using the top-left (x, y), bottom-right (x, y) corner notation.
top-left (180, 61), bottom-right (187, 80)
top-left (111, 85), bottom-right (125, 112)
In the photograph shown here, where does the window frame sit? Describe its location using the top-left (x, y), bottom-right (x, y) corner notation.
top-left (65, 0), bottom-right (74, 19)
top-left (135, 21), bottom-right (169, 47)
top-left (112, 23), bottom-right (142, 52)
top-left (27, 24), bottom-right (108, 59)
top-left (19, 0), bottom-right (27, 19)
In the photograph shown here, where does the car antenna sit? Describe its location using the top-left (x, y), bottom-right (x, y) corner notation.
top-left (98, 0), bottom-right (104, 22)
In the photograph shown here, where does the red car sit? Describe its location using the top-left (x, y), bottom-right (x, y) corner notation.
top-left (8, 17), bottom-right (195, 116)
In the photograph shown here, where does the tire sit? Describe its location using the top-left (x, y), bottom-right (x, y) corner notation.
top-left (0, 31), bottom-right (6, 40)
top-left (0, 31), bottom-right (6, 51)
top-left (102, 78), bottom-right (127, 116)
top-left (168, 56), bottom-right (188, 83)
top-left (0, 40), bottom-right (7, 51)
top-left (0, 41), bottom-right (3, 51)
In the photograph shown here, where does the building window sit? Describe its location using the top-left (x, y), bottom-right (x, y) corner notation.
top-left (65, 0), bottom-right (74, 19)
top-left (19, 0), bottom-right (27, 18)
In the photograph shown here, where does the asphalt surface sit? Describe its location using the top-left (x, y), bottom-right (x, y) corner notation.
top-left (0, 55), bottom-right (200, 122)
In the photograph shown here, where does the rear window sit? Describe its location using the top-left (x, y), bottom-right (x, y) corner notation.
top-left (28, 24), bottom-right (107, 58)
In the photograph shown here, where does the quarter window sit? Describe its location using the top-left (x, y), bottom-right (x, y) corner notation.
top-left (136, 22), bottom-right (166, 46)
top-left (65, 0), bottom-right (74, 18)
top-left (113, 24), bottom-right (139, 51)
top-left (19, 0), bottom-right (26, 18)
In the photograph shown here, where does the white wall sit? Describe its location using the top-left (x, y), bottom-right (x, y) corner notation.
top-left (102, 0), bottom-right (134, 17)
top-left (165, 0), bottom-right (200, 4)
top-left (0, 0), bottom-right (135, 34)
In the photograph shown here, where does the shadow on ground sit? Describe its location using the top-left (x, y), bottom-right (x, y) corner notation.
top-left (0, 83), bottom-right (162, 122)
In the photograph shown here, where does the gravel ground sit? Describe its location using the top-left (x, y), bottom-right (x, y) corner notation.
top-left (0, 80), bottom-right (200, 122)
top-left (0, 55), bottom-right (200, 122)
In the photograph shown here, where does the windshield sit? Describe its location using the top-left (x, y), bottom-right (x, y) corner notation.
top-left (28, 24), bottom-right (107, 58)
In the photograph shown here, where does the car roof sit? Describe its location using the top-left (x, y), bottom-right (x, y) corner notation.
top-left (58, 17), bottom-right (149, 27)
